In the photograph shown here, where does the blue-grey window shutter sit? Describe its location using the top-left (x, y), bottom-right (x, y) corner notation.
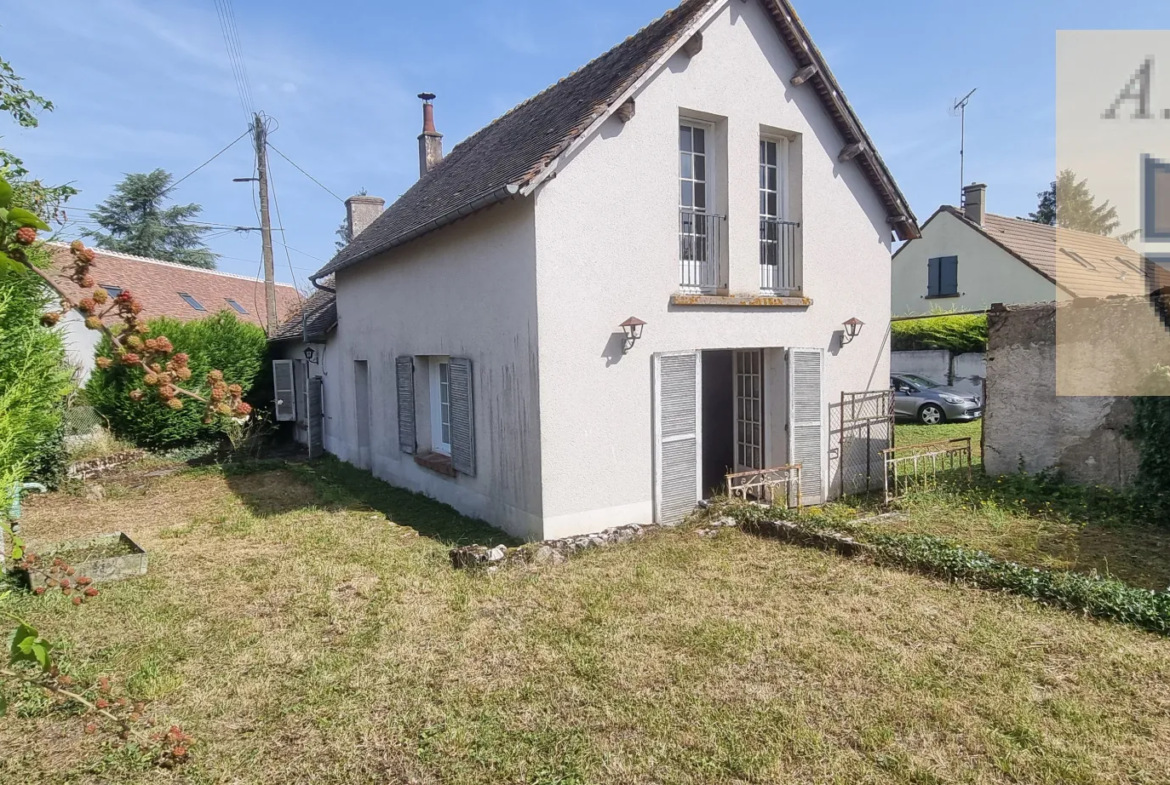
top-left (449, 357), bottom-right (476, 476)
top-left (941, 256), bottom-right (959, 295)
top-left (927, 257), bottom-right (940, 296)
top-left (395, 356), bottom-right (415, 455)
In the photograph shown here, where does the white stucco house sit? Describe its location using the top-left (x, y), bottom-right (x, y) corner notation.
top-left (892, 183), bottom-right (1150, 316)
top-left (271, 0), bottom-right (920, 540)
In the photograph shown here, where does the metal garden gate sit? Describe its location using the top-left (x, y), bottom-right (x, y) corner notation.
top-left (834, 390), bottom-right (894, 497)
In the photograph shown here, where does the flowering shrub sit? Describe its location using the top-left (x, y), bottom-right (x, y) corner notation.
top-left (87, 312), bottom-right (268, 449)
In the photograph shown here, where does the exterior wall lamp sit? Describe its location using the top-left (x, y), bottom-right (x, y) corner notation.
top-left (841, 317), bottom-right (864, 345)
top-left (620, 316), bottom-right (646, 354)
top-left (303, 346), bottom-right (320, 365)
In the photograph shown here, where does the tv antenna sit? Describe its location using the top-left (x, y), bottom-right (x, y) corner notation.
top-left (951, 88), bottom-right (977, 206)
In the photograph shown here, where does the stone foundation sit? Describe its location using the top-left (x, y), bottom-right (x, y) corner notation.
top-left (450, 522), bottom-right (666, 570)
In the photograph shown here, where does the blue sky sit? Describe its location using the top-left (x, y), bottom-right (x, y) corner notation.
top-left (9, 0), bottom-right (1170, 289)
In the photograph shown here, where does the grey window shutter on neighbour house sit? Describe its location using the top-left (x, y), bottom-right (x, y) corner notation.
top-left (449, 357), bottom-right (476, 476)
top-left (940, 256), bottom-right (958, 295)
top-left (653, 352), bottom-right (701, 525)
top-left (395, 356), bottom-right (416, 455)
top-left (927, 257), bottom-right (940, 296)
top-left (788, 348), bottom-right (824, 504)
top-left (273, 359), bottom-right (296, 422)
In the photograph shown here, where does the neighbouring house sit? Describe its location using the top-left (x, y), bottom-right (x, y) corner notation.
top-left (892, 183), bottom-right (1154, 316)
top-left (48, 242), bottom-right (300, 382)
top-left (271, 0), bottom-right (919, 540)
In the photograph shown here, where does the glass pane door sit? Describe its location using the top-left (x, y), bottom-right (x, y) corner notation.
top-left (734, 350), bottom-right (764, 472)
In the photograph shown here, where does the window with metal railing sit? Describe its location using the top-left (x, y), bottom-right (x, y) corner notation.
top-left (759, 138), bottom-right (801, 293)
top-left (679, 121), bottom-right (722, 292)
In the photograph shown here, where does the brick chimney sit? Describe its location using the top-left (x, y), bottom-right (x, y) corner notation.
top-left (963, 183), bottom-right (987, 226)
top-left (345, 194), bottom-right (385, 241)
top-left (417, 93), bottom-right (444, 177)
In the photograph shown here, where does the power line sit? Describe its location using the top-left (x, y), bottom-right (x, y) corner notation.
top-left (212, 0), bottom-right (254, 122)
top-left (171, 127), bottom-right (251, 190)
top-left (267, 142), bottom-right (344, 203)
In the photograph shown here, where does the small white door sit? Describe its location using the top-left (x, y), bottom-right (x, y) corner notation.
top-left (788, 348), bottom-right (825, 504)
top-left (734, 350), bottom-right (763, 472)
top-left (653, 351), bottom-right (702, 525)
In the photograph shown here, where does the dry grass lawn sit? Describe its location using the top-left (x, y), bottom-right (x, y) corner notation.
top-left (2, 458), bottom-right (1169, 784)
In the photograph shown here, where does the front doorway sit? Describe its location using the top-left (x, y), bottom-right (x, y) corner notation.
top-left (655, 347), bottom-right (824, 524)
top-left (700, 349), bottom-right (766, 499)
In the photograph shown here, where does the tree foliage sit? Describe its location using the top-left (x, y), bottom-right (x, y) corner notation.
top-left (1126, 365), bottom-right (1170, 524)
top-left (0, 257), bottom-right (72, 488)
top-left (1029, 169), bottom-right (1127, 237)
top-left (83, 169), bottom-right (217, 269)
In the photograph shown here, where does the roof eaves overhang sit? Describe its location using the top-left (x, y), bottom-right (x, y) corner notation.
top-left (764, 0), bottom-right (920, 241)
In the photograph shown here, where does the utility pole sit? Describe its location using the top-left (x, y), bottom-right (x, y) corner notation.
top-left (253, 113), bottom-right (278, 335)
top-left (952, 88), bottom-right (977, 207)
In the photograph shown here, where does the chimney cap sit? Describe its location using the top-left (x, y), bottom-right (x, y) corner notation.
top-left (417, 92), bottom-right (436, 102)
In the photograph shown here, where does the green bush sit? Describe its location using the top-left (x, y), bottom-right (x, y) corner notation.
top-left (86, 311), bottom-right (268, 450)
top-left (892, 313), bottom-right (987, 353)
top-left (1126, 366), bottom-right (1170, 524)
top-left (0, 263), bottom-right (72, 490)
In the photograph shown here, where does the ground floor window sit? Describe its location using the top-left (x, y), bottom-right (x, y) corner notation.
top-left (429, 356), bottom-right (452, 455)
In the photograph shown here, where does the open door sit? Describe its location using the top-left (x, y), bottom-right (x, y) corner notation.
top-left (653, 351), bottom-right (702, 524)
top-left (788, 348), bottom-right (825, 504)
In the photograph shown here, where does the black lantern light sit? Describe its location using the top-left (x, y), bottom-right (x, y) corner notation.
top-left (841, 317), bottom-right (864, 345)
top-left (620, 316), bottom-right (646, 354)
top-left (303, 346), bottom-right (319, 364)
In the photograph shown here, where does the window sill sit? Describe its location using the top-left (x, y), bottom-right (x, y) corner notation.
top-left (924, 293), bottom-right (960, 300)
top-left (671, 293), bottom-right (812, 308)
top-left (414, 451), bottom-right (455, 477)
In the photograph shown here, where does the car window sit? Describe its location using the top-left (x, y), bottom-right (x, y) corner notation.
top-left (902, 374), bottom-right (941, 389)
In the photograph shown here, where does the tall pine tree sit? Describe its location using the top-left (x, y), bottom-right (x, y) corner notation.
top-left (1029, 169), bottom-right (1125, 237)
top-left (84, 169), bottom-right (217, 268)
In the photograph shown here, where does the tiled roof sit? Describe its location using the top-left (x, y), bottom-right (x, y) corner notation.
top-left (46, 243), bottom-right (301, 332)
top-left (313, 0), bottom-right (918, 281)
top-left (938, 207), bottom-right (1158, 299)
top-left (270, 288), bottom-right (336, 343)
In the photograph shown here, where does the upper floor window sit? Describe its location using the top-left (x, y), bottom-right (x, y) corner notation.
top-left (927, 256), bottom-right (959, 297)
top-left (225, 298), bottom-right (248, 314)
top-left (679, 123), bottom-right (708, 214)
top-left (679, 120), bottom-right (720, 293)
top-left (759, 137), bottom-right (799, 293)
top-left (101, 285), bottom-right (123, 299)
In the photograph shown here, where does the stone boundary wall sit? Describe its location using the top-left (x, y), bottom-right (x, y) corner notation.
top-left (66, 450), bottom-right (145, 480)
top-left (984, 299), bottom-right (1154, 486)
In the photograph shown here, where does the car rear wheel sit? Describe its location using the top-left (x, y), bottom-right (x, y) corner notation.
top-left (918, 403), bottom-right (945, 425)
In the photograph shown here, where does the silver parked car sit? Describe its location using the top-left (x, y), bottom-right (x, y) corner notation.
top-left (891, 374), bottom-right (982, 425)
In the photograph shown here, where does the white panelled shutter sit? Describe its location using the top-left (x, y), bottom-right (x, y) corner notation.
top-left (273, 359), bottom-right (296, 422)
top-left (653, 351), bottom-right (702, 525)
top-left (788, 348), bottom-right (824, 504)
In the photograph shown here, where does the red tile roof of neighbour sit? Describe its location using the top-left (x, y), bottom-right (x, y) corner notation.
top-left (46, 243), bottom-right (302, 332)
top-left (313, 0), bottom-right (918, 282)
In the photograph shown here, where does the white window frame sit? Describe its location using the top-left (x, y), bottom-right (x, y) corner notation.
top-left (429, 356), bottom-right (452, 455)
top-left (679, 118), bottom-right (718, 293)
top-left (759, 136), bottom-right (789, 222)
